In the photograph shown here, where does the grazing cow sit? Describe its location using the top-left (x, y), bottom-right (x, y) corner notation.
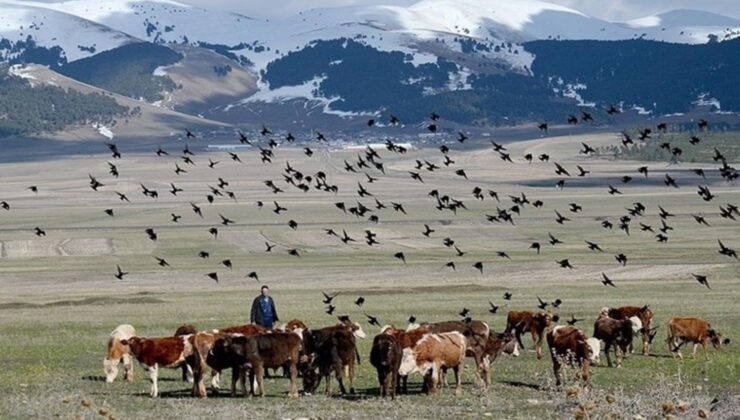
top-left (667, 317), bottom-right (730, 359)
top-left (593, 315), bottom-right (635, 367)
top-left (302, 326), bottom-right (358, 396)
top-left (607, 305), bottom-right (655, 355)
top-left (207, 332), bottom-right (302, 397)
top-left (380, 324), bottom-right (432, 393)
top-left (174, 324), bottom-right (197, 382)
top-left (546, 326), bottom-right (592, 387)
top-left (104, 324), bottom-right (135, 383)
top-left (370, 334), bottom-right (402, 399)
top-left (121, 335), bottom-right (195, 398)
top-left (505, 311), bottom-right (557, 359)
top-left (398, 332), bottom-right (467, 396)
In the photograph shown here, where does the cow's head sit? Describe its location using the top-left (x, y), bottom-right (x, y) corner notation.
top-left (585, 338), bottom-right (601, 365)
top-left (629, 316), bottom-right (643, 334)
top-left (103, 357), bottom-right (120, 383)
top-left (398, 348), bottom-right (419, 376)
top-left (119, 337), bottom-right (142, 355)
top-left (351, 322), bottom-right (367, 339)
top-left (708, 329), bottom-right (729, 349)
top-left (535, 311), bottom-right (556, 328)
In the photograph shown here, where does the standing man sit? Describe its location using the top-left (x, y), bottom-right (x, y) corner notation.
top-left (250, 285), bottom-right (279, 329)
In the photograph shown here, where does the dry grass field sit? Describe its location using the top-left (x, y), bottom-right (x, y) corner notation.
top-left (0, 132), bottom-right (738, 419)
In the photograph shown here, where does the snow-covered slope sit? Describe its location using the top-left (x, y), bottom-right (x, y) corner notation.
top-left (0, 1), bottom-right (138, 63)
top-left (624, 10), bottom-right (740, 43)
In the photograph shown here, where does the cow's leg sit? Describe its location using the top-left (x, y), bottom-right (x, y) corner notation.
top-left (347, 358), bottom-right (356, 394)
top-left (192, 361), bottom-right (207, 399)
top-left (335, 364), bottom-right (347, 395)
top-left (581, 361), bottom-right (590, 384)
top-left (122, 354), bottom-right (134, 382)
top-left (480, 355), bottom-right (491, 389)
top-left (230, 367), bottom-right (239, 397)
top-left (533, 332), bottom-right (543, 359)
top-left (288, 362), bottom-right (298, 398)
top-left (642, 331), bottom-right (649, 355)
top-left (377, 370), bottom-right (386, 398)
top-left (148, 364), bottom-right (159, 398)
top-left (429, 365), bottom-right (439, 395)
top-left (453, 365), bottom-right (463, 397)
top-left (399, 374), bottom-right (408, 394)
top-left (615, 344), bottom-right (623, 368)
top-left (391, 370), bottom-right (398, 400)
top-left (692, 343), bottom-right (699, 359)
top-left (247, 369), bottom-right (256, 397)
top-left (604, 343), bottom-right (613, 367)
top-left (553, 358), bottom-right (562, 387)
top-left (255, 365), bottom-right (266, 397)
top-left (515, 330), bottom-right (526, 350)
top-left (211, 370), bottom-right (221, 394)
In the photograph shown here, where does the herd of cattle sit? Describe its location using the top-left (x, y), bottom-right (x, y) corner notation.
top-left (103, 306), bottom-right (730, 399)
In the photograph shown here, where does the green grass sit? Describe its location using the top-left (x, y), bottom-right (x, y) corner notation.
top-left (0, 138), bottom-right (738, 418)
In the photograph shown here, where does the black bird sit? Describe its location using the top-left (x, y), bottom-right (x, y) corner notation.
top-left (144, 228), bottom-right (157, 241)
top-left (394, 252), bottom-right (406, 263)
top-left (601, 272), bottom-right (616, 287)
top-left (219, 214), bottom-right (235, 226)
top-left (208, 159), bottom-right (220, 169)
top-left (602, 220), bottom-right (613, 230)
top-left (537, 123), bottom-right (548, 133)
top-left (170, 183), bottom-right (183, 196)
top-left (552, 298), bottom-right (562, 308)
top-left (580, 142), bottom-right (595, 155)
top-left (114, 265), bottom-right (128, 280)
top-left (154, 257), bottom-right (170, 267)
top-left (554, 210), bottom-right (570, 224)
top-left (325, 305), bottom-right (336, 315)
top-left (691, 273), bottom-right (711, 289)
top-left (692, 214), bottom-right (710, 226)
top-left (365, 313), bottom-right (381, 327)
top-left (220, 259), bottom-right (233, 270)
top-left (577, 166), bottom-right (590, 177)
top-left (104, 209), bottom-right (114, 217)
top-left (265, 242), bottom-right (276, 252)
top-left (473, 261), bottom-right (483, 273)
top-left (536, 296), bottom-right (548, 310)
top-left (273, 201), bottom-right (287, 214)
top-left (718, 239), bottom-right (738, 259)
top-left (186, 130), bottom-right (195, 138)
top-left (638, 166), bottom-right (649, 177)
top-left (488, 301), bottom-right (499, 314)
top-left (28, 186), bottom-right (38, 194)
top-left (246, 272), bottom-right (259, 281)
top-left (693, 168), bottom-right (706, 178)
top-left (608, 185), bottom-right (622, 195)
top-left (198, 251), bottom-right (210, 259)
top-left (615, 253), bottom-right (628, 266)
top-left (664, 174), bottom-right (679, 188)
top-left (567, 314), bottom-right (583, 325)
top-left (658, 205), bottom-right (675, 219)
top-left (206, 272), bottom-right (219, 283)
top-left (190, 202), bottom-right (203, 218)
top-left (554, 163), bottom-right (570, 176)
top-left (557, 259), bottom-right (573, 269)
top-left (107, 162), bottom-right (119, 178)
top-left (422, 224), bottom-right (435, 237)
top-left (459, 307), bottom-right (470, 318)
top-left (355, 297), bottom-right (365, 307)
top-left (155, 147), bottom-right (168, 156)
top-left (444, 261), bottom-right (456, 270)
top-left (503, 292), bottom-right (512, 300)
top-left (208, 227), bottom-right (218, 239)
top-left (288, 220), bottom-right (298, 230)
top-left (530, 242), bottom-right (541, 254)
top-left (548, 233), bottom-right (563, 245)
top-left (288, 248), bottom-right (302, 258)
top-left (585, 241), bottom-right (603, 252)
top-left (0, 201), bottom-right (9, 210)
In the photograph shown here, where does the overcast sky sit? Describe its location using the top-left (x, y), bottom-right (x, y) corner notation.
top-left (175, 0), bottom-right (740, 21)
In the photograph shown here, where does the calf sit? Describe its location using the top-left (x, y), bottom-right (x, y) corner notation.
top-left (667, 317), bottom-right (730, 359)
top-left (593, 315), bottom-right (635, 367)
top-left (607, 305), bottom-right (655, 355)
top-left (174, 324), bottom-right (197, 382)
top-left (302, 326), bottom-right (358, 396)
top-left (370, 334), bottom-right (402, 399)
top-left (380, 324), bottom-right (432, 393)
top-left (505, 310), bottom-right (557, 359)
top-left (477, 331), bottom-right (519, 387)
top-left (207, 332), bottom-right (302, 397)
top-left (104, 324), bottom-right (135, 383)
top-left (546, 326), bottom-right (592, 387)
top-left (398, 332), bottom-right (467, 396)
top-left (279, 319), bottom-right (309, 337)
top-left (121, 335), bottom-right (195, 397)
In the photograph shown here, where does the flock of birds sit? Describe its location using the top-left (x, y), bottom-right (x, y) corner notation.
top-left (1, 106), bottom-right (738, 324)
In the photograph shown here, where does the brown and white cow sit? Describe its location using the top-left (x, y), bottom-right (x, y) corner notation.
top-left (104, 324), bottom-right (135, 383)
top-left (174, 324), bottom-right (198, 382)
top-left (207, 332), bottom-right (302, 398)
top-left (370, 333), bottom-right (403, 399)
top-left (593, 315), bottom-right (635, 368)
top-left (121, 335), bottom-right (195, 398)
top-left (607, 305), bottom-right (655, 355)
top-left (546, 326), bottom-right (592, 387)
top-left (505, 310), bottom-right (558, 359)
top-left (278, 319), bottom-right (309, 337)
top-left (398, 332), bottom-right (467, 396)
top-left (425, 320), bottom-right (491, 387)
top-left (667, 317), bottom-right (730, 359)
top-left (380, 324), bottom-right (432, 393)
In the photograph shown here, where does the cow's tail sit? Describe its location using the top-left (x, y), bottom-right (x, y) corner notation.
top-left (355, 346), bottom-right (362, 365)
